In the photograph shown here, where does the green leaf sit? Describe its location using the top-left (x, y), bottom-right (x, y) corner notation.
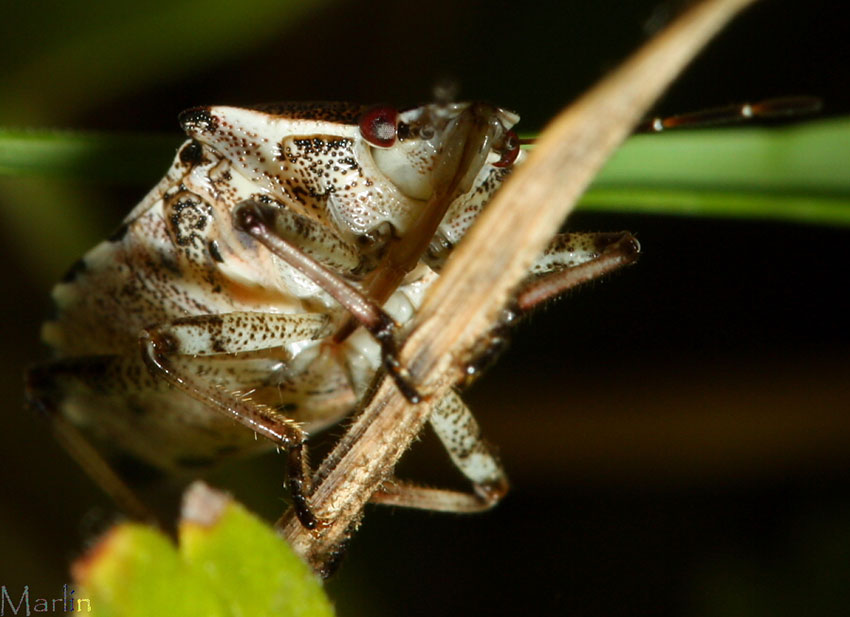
top-left (179, 485), bottom-right (335, 617)
top-left (72, 525), bottom-right (229, 617)
top-left (72, 484), bottom-right (335, 617)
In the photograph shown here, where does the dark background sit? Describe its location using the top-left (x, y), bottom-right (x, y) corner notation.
top-left (2, 0), bottom-right (849, 615)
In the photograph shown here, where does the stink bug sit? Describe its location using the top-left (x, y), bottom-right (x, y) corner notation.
top-left (24, 101), bottom-right (640, 529)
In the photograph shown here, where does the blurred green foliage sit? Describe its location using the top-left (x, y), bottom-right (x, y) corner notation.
top-left (0, 0), bottom-right (331, 124)
top-left (0, 0), bottom-right (330, 283)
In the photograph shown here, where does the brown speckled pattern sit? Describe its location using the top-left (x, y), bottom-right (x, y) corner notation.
top-left (37, 101), bottom-right (538, 479)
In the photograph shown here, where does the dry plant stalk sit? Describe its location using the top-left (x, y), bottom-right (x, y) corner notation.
top-left (279, 0), bottom-right (758, 571)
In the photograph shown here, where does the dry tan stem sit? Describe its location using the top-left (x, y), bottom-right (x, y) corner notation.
top-left (280, 0), bottom-right (758, 571)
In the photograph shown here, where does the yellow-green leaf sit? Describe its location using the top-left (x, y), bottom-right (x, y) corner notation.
top-left (180, 484), bottom-right (334, 617)
top-left (72, 525), bottom-right (228, 617)
top-left (72, 484), bottom-right (334, 617)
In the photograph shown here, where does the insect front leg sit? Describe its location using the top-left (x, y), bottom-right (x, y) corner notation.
top-left (371, 390), bottom-right (508, 513)
top-left (517, 231), bottom-right (640, 311)
top-left (461, 231), bottom-right (640, 382)
top-left (232, 199), bottom-right (423, 403)
top-left (375, 232), bottom-right (640, 511)
top-left (140, 311), bottom-right (333, 530)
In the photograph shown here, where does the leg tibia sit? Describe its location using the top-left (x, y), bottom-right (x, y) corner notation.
top-left (233, 199), bottom-right (421, 403)
top-left (372, 479), bottom-right (507, 513)
top-left (429, 390), bottom-right (506, 489)
top-left (519, 231), bottom-right (639, 311)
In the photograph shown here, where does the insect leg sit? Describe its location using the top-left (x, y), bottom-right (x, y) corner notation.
top-left (458, 231), bottom-right (640, 382)
top-left (233, 199), bottom-right (422, 403)
top-left (371, 390), bottom-right (508, 512)
top-left (24, 357), bottom-right (156, 522)
top-left (374, 232), bottom-right (639, 511)
top-left (140, 311), bottom-right (333, 530)
top-left (245, 199), bottom-right (362, 272)
top-left (516, 231), bottom-right (640, 312)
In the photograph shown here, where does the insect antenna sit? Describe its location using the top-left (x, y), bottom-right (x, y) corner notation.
top-left (636, 95), bottom-right (822, 132)
top-left (517, 96), bottom-right (822, 146)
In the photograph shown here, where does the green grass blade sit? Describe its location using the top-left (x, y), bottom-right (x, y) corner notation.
top-left (0, 128), bottom-right (180, 184)
top-left (579, 187), bottom-right (850, 226)
top-left (591, 117), bottom-right (849, 191)
top-left (2, 116), bottom-right (849, 227)
top-left (578, 116), bottom-right (850, 225)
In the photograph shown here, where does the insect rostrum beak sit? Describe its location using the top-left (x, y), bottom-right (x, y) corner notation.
top-left (430, 103), bottom-right (504, 200)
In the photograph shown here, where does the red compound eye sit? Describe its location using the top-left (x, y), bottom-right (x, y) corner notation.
top-left (493, 130), bottom-right (520, 168)
top-left (359, 106), bottom-right (399, 147)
